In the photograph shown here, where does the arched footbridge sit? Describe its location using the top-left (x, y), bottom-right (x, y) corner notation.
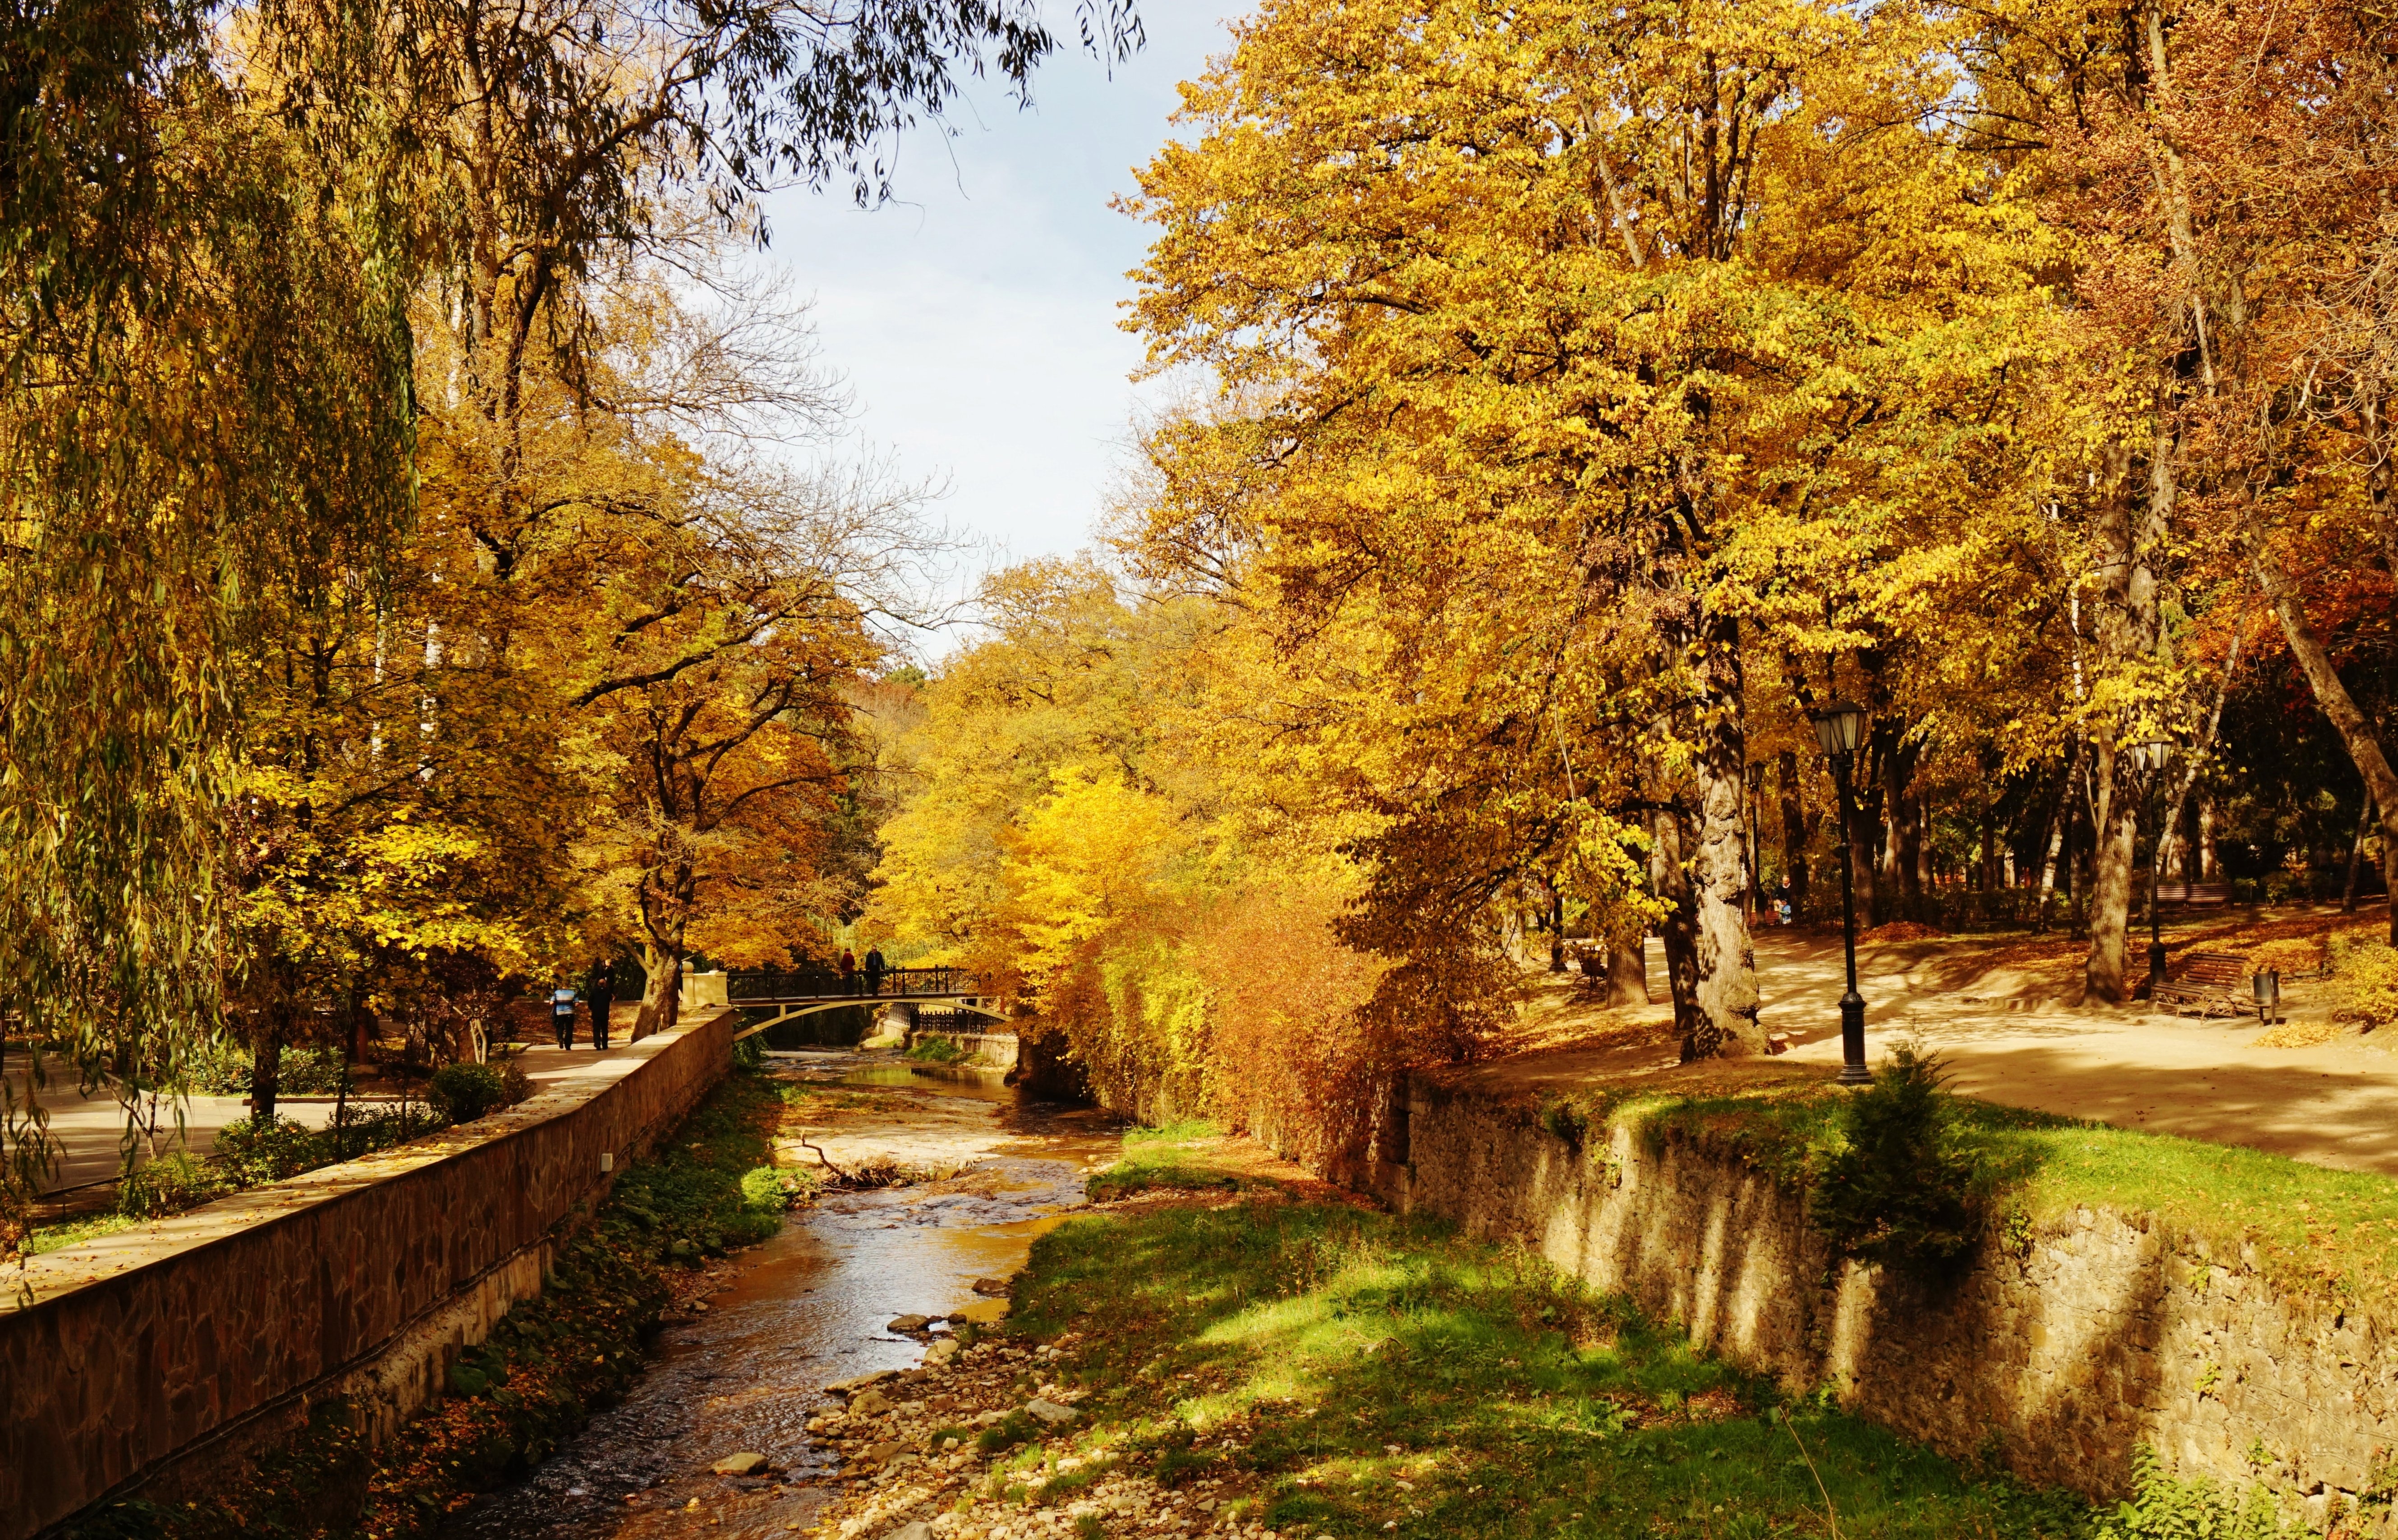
top-left (725, 967), bottom-right (1005, 1043)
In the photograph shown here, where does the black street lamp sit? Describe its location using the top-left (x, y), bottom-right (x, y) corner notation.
top-left (1810, 698), bottom-right (1872, 1086)
top-left (2132, 734), bottom-right (2177, 992)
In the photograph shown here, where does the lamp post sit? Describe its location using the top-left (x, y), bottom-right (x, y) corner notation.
top-left (2131, 735), bottom-right (2176, 992)
top-left (1810, 699), bottom-right (1872, 1086)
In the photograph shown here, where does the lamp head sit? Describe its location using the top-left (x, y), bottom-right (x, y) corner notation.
top-left (2132, 735), bottom-right (2176, 774)
top-left (1810, 699), bottom-right (1867, 759)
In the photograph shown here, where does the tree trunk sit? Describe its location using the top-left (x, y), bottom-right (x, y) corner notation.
top-left (1666, 624), bottom-right (1762, 1059)
top-left (2198, 793), bottom-right (2220, 880)
top-left (1776, 749), bottom-right (1809, 915)
top-left (2243, 516), bottom-right (2398, 943)
top-left (248, 1015), bottom-right (285, 1123)
top-left (1548, 889), bottom-right (1567, 972)
top-left (1651, 807), bottom-right (1702, 1047)
top-left (634, 941), bottom-right (682, 1040)
top-left (2345, 796), bottom-right (2375, 912)
top-left (2086, 736), bottom-right (2140, 1003)
top-left (1603, 939), bottom-right (1649, 1007)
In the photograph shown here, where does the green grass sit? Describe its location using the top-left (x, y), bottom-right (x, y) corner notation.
top-left (1088, 1118), bottom-right (1241, 1201)
top-left (904, 1034), bottom-right (967, 1064)
top-left (26, 1211), bottom-right (140, 1255)
top-left (1544, 1065), bottom-right (2398, 1313)
top-left (1016, 1140), bottom-right (2095, 1538)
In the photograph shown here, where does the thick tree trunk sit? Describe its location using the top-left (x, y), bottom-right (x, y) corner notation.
top-left (1651, 808), bottom-right (1702, 1046)
top-left (1603, 939), bottom-right (1649, 1007)
top-left (248, 1016), bottom-right (285, 1123)
top-left (2243, 518), bottom-right (2398, 944)
top-left (2085, 424), bottom-right (2170, 999)
top-left (1681, 619), bottom-right (1764, 1059)
top-left (634, 941), bottom-right (682, 1040)
top-left (2086, 737), bottom-right (2140, 1002)
top-left (1776, 749), bottom-right (1809, 915)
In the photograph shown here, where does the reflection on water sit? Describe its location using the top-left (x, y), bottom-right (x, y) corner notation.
top-left (436, 1056), bottom-right (1120, 1540)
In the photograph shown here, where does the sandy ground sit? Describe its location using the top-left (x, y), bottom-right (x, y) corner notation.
top-left (1488, 911), bottom-right (2398, 1178)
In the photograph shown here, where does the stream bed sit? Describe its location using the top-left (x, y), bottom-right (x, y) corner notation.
top-left (437, 1052), bottom-right (1122, 1540)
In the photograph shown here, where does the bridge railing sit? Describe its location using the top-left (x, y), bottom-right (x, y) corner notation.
top-left (726, 965), bottom-right (983, 1002)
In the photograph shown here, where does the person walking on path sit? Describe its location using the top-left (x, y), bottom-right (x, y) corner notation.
top-left (839, 949), bottom-right (857, 995)
top-left (584, 957), bottom-right (618, 1051)
top-left (551, 986), bottom-right (578, 1050)
top-left (864, 946), bottom-right (887, 997)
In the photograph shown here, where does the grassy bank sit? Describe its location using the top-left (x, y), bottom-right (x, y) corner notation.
top-left (950, 1128), bottom-right (2330, 1540)
top-left (64, 1064), bottom-right (807, 1540)
top-left (1537, 1057), bottom-right (2398, 1311)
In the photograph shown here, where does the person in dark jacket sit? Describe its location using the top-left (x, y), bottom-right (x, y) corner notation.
top-left (863, 947), bottom-right (887, 996)
top-left (584, 957), bottom-right (619, 1050)
top-left (839, 948), bottom-right (858, 995)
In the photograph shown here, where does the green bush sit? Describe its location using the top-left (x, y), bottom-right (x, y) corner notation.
top-left (213, 1115), bottom-right (328, 1185)
top-left (904, 1034), bottom-right (965, 1064)
top-left (187, 1043), bottom-right (352, 1096)
top-left (428, 1062), bottom-right (509, 1123)
top-left (2333, 935), bottom-right (2398, 1030)
top-left (118, 1153), bottom-right (230, 1217)
top-left (2094, 1448), bottom-right (2302, 1538)
top-left (1809, 1044), bottom-right (1984, 1268)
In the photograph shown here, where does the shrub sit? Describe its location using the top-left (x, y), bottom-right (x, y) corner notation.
top-left (118, 1153), bottom-right (229, 1218)
top-left (2332, 935), bottom-right (2398, 1031)
top-left (213, 1115), bottom-right (329, 1185)
top-left (732, 1036), bottom-right (766, 1071)
top-left (1809, 1044), bottom-right (1983, 1268)
top-left (904, 1034), bottom-right (965, 1064)
top-left (187, 1043), bottom-right (352, 1095)
top-left (498, 1055), bottom-right (534, 1107)
top-left (428, 1062), bottom-right (509, 1123)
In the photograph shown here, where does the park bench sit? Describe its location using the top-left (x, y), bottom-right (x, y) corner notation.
top-left (2154, 880), bottom-right (2232, 907)
top-left (2150, 950), bottom-right (2252, 1019)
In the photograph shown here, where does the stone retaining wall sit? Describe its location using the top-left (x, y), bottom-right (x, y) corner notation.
top-left (2, 1010), bottom-right (734, 1540)
top-left (1372, 1075), bottom-right (2398, 1524)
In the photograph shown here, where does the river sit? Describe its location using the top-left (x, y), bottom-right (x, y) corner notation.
top-left (437, 1050), bottom-right (1122, 1540)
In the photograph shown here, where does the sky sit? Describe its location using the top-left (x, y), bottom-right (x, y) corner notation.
top-left (754, 0), bottom-right (1239, 593)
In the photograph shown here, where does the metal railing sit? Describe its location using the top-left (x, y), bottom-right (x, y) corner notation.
top-left (725, 966), bottom-right (983, 1003)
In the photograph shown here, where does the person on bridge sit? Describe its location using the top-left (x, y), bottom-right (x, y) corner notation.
top-left (864, 947), bottom-right (887, 996)
top-left (839, 948), bottom-right (857, 995)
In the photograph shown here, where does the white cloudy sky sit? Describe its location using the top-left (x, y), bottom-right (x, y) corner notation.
top-left (753, 0), bottom-right (1239, 596)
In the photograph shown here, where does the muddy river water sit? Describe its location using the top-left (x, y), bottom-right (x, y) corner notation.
top-left (439, 1052), bottom-right (1123, 1540)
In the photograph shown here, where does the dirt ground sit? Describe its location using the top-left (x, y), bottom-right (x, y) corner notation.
top-left (1482, 902), bottom-right (2398, 1178)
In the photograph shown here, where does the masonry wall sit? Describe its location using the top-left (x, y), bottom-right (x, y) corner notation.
top-left (1374, 1075), bottom-right (2398, 1526)
top-left (1, 1010), bottom-right (733, 1540)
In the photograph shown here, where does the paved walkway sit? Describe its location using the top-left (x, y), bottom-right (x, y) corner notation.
top-left (1500, 917), bottom-right (2398, 1179)
top-left (13, 1037), bottom-right (652, 1196)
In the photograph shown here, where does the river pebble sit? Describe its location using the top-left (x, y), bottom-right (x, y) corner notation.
top-left (807, 1332), bottom-right (1260, 1539)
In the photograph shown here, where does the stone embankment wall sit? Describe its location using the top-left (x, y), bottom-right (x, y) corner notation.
top-left (2, 1010), bottom-right (734, 1540)
top-left (1372, 1075), bottom-right (2397, 1524)
top-left (903, 1028), bottom-right (1019, 1071)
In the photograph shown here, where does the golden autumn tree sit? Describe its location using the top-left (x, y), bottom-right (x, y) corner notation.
top-left (1122, 0), bottom-right (2072, 1056)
